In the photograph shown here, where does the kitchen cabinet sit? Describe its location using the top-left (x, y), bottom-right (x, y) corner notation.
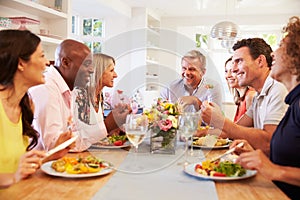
top-left (0, 0), bottom-right (71, 60)
top-left (145, 13), bottom-right (160, 91)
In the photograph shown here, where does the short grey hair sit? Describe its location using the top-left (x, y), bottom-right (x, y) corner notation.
top-left (182, 50), bottom-right (206, 73)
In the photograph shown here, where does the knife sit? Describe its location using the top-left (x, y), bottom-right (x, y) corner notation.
top-left (210, 142), bottom-right (244, 162)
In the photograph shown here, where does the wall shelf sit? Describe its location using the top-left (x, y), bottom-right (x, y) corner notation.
top-left (0, 0), bottom-right (71, 60)
top-left (38, 35), bottom-right (63, 45)
top-left (145, 13), bottom-right (161, 91)
top-left (146, 59), bottom-right (158, 65)
top-left (0, 0), bottom-right (68, 19)
top-left (146, 74), bottom-right (159, 79)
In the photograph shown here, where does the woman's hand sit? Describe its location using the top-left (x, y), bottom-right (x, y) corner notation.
top-left (235, 149), bottom-right (279, 180)
top-left (15, 150), bottom-right (46, 182)
top-left (105, 103), bottom-right (132, 132)
top-left (43, 131), bottom-right (74, 162)
top-left (230, 139), bottom-right (254, 155)
top-left (111, 103), bottom-right (132, 126)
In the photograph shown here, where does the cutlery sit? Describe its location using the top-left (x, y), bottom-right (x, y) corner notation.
top-left (44, 135), bottom-right (78, 158)
top-left (210, 142), bottom-right (244, 162)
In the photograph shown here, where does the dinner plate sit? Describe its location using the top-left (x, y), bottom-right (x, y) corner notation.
top-left (41, 161), bottom-right (114, 178)
top-left (91, 141), bottom-right (131, 149)
top-left (190, 138), bottom-right (232, 149)
top-left (184, 163), bottom-right (257, 181)
top-left (191, 143), bottom-right (230, 149)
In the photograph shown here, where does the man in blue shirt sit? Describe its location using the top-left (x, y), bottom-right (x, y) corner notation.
top-left (160, 50), bottom-right (222, 112)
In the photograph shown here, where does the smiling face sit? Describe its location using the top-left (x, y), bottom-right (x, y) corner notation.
top-left (73, 49), bottom-right (94, 88)
top-left (232, 47), bottom-right (260, 88)
top-left (181, 58), bottom-right (203, 89)
top-left (270, 37), bottom-right (291, 83)
top-left (101, 62), bottom-right (117, 88)
top-left (225, 60), bottom-right (239, 89)
top-left (21, 42), bottom-right (49, 87)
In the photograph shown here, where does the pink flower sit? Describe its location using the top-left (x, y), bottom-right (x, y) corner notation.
top-left (163, 110), bottom-right (169, 115)
top-left (158, 119), bottom-right (173, 131)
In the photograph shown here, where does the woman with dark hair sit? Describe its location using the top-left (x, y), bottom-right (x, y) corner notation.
top-left (0, 30), bottom-right (70, 188)
top-left (233, 16), bottom-right (300, 199)
top-left (224, 57), bottom-right (255, 122)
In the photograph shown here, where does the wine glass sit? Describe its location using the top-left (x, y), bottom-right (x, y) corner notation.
top-left (125, 114), bottom-right (148, 153)
top-left (178, 112), bottom-right (200, 166)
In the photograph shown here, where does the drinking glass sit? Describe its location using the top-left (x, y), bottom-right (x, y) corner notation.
top-left (125, 114), bottom-right (148, 153)
top-left (178, 112), bottom-right (200, 166)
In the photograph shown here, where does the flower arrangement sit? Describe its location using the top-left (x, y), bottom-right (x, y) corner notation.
top-left (144, 98), bottom-right (182, 154)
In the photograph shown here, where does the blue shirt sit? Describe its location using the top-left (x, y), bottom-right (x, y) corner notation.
top-left (270, 83), bottom-right (300, 199)
top-left (160, 77), bottom-right (222, 111)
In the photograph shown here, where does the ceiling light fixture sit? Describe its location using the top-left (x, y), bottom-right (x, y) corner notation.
top-left (210, 0), bottom-right (240, 52)
top-left (210, 21), bottom-right (239, 40)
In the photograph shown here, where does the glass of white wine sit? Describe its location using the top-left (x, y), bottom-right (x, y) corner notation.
top-left (125, 114), bottom-right (148, 153)
top-left (178, 112), bottom-right (200, 166)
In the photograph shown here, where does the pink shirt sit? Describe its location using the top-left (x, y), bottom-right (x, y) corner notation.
top-left (29, 66), bottom-right (107, 152)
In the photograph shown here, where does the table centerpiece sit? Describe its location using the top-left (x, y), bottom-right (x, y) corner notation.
top-left (144, 98), bottom-right (182, 154)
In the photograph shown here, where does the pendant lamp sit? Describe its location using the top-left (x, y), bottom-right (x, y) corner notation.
top-left (210, 21), bottom-right (239, 40)
top-left (210, 0), bottom-right (240, 52)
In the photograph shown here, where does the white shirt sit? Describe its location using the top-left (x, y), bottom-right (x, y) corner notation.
top-left (29, 66), bottom-right (107, 152)
top-left (246, 76), bottom-right (288, 129)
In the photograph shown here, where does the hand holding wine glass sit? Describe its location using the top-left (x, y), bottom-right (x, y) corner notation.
top-left (125, 114), bottom-right (148, 153)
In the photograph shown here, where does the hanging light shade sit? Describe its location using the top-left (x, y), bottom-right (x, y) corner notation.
top-left (210, 21), bottom-right (239, 40)
top-left (221, 39), bottom-right (236, 53)
top-left (221, 39), bottom-right (235, 49)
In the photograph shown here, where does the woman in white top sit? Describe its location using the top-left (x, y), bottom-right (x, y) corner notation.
top-left (77, 53), bottom-right (130, 135)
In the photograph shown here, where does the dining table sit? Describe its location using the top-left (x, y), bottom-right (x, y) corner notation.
top-left (0, 140), bottom-right (289, 200)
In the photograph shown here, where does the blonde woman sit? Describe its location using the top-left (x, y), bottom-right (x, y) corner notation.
top-left (89, 53), bottom-right (130, 134)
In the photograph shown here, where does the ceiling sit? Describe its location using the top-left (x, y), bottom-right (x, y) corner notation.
top-left (72, 0), bottom-right (300, 18)
top-left (71, 0), bottom-right (300, 36)
top-left (121, 0), bottom-right (300, 17)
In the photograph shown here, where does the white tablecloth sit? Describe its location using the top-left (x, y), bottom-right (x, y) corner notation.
top-left (92, 141), bottom-right (218, 200)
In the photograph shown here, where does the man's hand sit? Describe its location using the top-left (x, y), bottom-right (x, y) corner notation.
top-left (178, 96), bottom-right (202, 111)
top-left (200, 101), bottom-right (225, 128)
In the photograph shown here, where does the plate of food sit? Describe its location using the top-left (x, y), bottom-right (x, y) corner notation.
top-left (191, 135), bottom-right (232, 149)
top-left (184, 160), bottom-right (256, 181)
top-left (91, 135), bottom-right (131, 149)
top-left (41, 155), bottom-right (114, 178)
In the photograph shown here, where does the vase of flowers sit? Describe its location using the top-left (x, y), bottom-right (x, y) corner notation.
top-left (144, 98), bottom-right (182, 154)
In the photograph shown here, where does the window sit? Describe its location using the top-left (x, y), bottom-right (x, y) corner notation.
top-left (92, 19), bottom-right (103, 37)
top-left (195, 33), bottom-right (208, 49)
top-left (84, 41), bottom-right (102, 53)
top-left (262, 33), bottom-right (278, 50)
top-left (72, 16), bottom-right (104, 53)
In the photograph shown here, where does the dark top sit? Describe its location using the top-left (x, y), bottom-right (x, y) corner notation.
top-left (270, 83), bottom-right (300, 199)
